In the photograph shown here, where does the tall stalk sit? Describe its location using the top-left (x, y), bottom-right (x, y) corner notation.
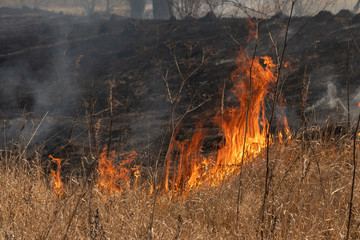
top-left (236, 20), bottom-right (259, 225)
top-left (346, 41), bottom-right (351, 129)
top-left (346, 112), bottom-right (360, 240)
top-left (260, 1), bottom-right (295, 238)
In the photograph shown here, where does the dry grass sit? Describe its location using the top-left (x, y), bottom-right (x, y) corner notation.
top-left (0, 129), bottom-right (359, 239)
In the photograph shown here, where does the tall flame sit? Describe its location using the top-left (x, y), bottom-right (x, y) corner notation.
top-left (162, 50), bottom-right (290, 197)
top-left (48, 20), bottom-right (291, 199)
top-left (49, 155), bottom-right (65, 197)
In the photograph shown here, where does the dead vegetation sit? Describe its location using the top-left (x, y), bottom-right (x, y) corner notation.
top-left (1, 3), bottom-right (360, 240)
top-left (0, 127), bottom-right (359, 239)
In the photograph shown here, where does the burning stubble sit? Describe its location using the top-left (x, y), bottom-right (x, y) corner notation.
top-left (48, 47), bottom-right (291, 200)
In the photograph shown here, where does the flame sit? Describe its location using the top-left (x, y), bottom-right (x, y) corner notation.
top-left (97, 148), bottom-right (138, 195)
top-left (49, 155), bottom-right (65, 197)
top-left (277, 96), bottom-right (291, 144)
top-left (162, 50), bottom-right (291, 197)
top-left (246, 19), bottom-right (257, 42)
top-left (131, 165), bottom-right (141, 185)
top-left (48, 19), bottom-right (291, 199)
top-left (358, 102), bottom-right (360, 108)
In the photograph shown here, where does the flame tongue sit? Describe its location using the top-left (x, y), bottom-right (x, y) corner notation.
top-left (218, 54), bottom-right (278, 163)
top-left (48, 21), bottom-right (291, 199)
top-left (163, 50), bottom-right (290, 196)
top-left (97, 148), bottom-right (138, 195)
top-left (49, 155), bottom-right (65, 197)
top-left (48, 50), bottom-right (290, 198)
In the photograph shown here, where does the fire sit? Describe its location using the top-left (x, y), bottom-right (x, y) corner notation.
top-left (131, 165), bottom-right (141, 185)
top-left (246, 19), bottom-right (257, 42)
top-left (49, 149), bottom-right (139, 196)
top-left (162, 50), bottom-right (290, 197)
top-left (49, 155), bottom-right (65, 197)
top-left (164, 124), bottom-right (207, 197)
top-left (48, 19), bottom-right (291, 199)
top-left (96, 148), bottom-right (138, 195)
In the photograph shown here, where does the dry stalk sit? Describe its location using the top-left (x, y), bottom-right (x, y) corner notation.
top-left (120, 96), bottom-right (129, 153)
top-left (67, 111), bottom-right (79, 143)
top-left (86, 80), bottom-right (97, 156)
top-left (149, 45), bottom-right (208, 239)
top-left (260, 1), bottom-right (295, 238)
top-left (89, 208), bottom-right (105, 240)
top-left (346, 41), bottom-right (351, 129)
top-left (15, 115), bottom-right (27, 157)
top-left (225, 26), bottom-right (241, 46)
top-left (107, 79), bottom-right (116, 156)
top-left (62, 80), bottom-right (108, 239)
top-left (221, 78), bottom-right (226, 126)
top-left (298, 65), bottom-right (325, 202)
top-left (43, 190), bottom-right (78, 238)
top-left (300, 65), bottom-right (310, 130)
top-left (19, 111), bottom-right (48, 161)
top-left (346, 112), bottom-right (360, 240)
top-left (62, 149), bottom-right (104, 239)
top-left (174, 215), bottom-right (183, 240)
top-left (63, 190), bottom-right (88, 239)
top-left (236, 20), bottom-right (259, 226)
top-left (296, 66), bottom-right (326, 216)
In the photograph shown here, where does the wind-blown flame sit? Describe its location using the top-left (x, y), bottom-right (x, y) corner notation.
top-left (49, 155), bottom-right (65, 197)
top-left (49, 20), bottom-right (291, 199)
top-left (162, 50), bottom-right (291, 197)
top-left (246, 19), bottom-right (257, 42)
top-left (97, 148), bottom-right (138, 195)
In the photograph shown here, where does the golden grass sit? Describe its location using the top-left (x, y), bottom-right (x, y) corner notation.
top-left (0, 132), bottom-right (359, 239)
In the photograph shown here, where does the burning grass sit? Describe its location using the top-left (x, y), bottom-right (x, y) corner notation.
top-left (1, 11), bottom-right (359, 238)
top-left (0, 131), bottom-right (359, 239)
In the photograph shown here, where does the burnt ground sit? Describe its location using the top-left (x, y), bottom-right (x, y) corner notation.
top-left (0, 7), bottom-right (360, 173)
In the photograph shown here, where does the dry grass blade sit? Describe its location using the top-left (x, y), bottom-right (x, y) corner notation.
top-left (19, 111), bottom-right (48, 160)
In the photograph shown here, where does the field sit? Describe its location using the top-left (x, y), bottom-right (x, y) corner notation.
top-left (1, 6), bottom-right (360, 239)
top-left (1, 131), bottom-right (360, 239)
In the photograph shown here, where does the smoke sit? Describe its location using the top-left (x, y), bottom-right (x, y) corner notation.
top-left (304, 64), bottom-right (360, 125)
top-left (0, 25), bottom-right (81, 149)
top-left (306, 81), bottom-right (339, 111)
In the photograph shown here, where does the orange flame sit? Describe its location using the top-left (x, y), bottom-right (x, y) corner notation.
top-left (49, 19), bottom-right (291, 200)
top-left (97, 148), bottom-right (138, 195)
top-left (49, 155), bottom-right (65, 197)
top-left (246, 19), bottom-right (257, 42)
top-left (162, 50), bottom-right (291, 197)
top-left (131, 165), bottom-right (141, 185)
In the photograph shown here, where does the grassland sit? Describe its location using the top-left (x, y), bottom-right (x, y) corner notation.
top-left (0, 126), bottom-right (359, 239)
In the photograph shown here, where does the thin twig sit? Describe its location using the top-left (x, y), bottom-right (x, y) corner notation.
top-left (236, 20), bottom-right (259, 225)
top-left (107, 79), bottom-right (115, 156)
top-left (67, 112), bottom-right (79, 143)
top-left (346, 41), bottom-right (351, 129)
top-left (260, 1), bottom-right (295, 238)
top-left (19, 111), bottom-right (48, 160)
top-left (149, 45), bottom-right (207, 239)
